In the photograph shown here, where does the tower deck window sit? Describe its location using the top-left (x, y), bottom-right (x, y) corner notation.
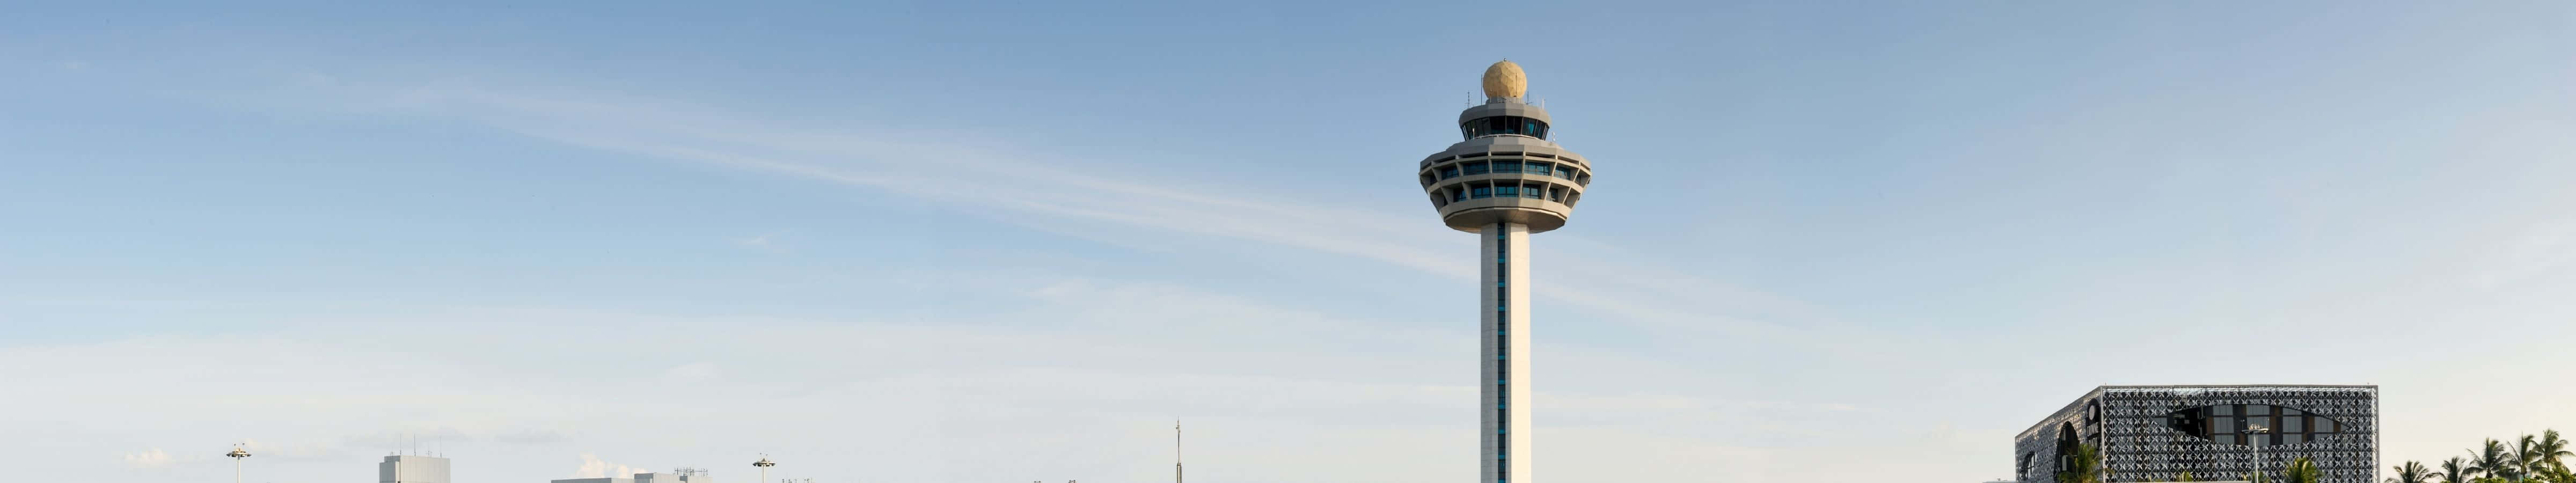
top-left (1462, 116), bottom-right (1550, 140)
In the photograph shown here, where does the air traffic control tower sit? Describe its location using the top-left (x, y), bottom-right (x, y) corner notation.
top-left (1415, 60), bottom-right (1594, 483)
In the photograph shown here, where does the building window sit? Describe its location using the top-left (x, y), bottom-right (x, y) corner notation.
top-left (1491, 160), bottom-right (1521, 174)
top-left (1526, 163), bottom-right (1552, 176)
top-left (1460, 116), bottom-right (1550, 139)
top-left (1547, 186), bottom-right (1565, 201)
top-left (1440, 166), bottom-right (1462, 179)
top-left (1452, 188), bottom-right (1467, 202)
top-left (2163, 404), bottom-right (2346, 447)
top-left (1554, 167), bottom-right (1575, 180)
top-left (1495, 186), bottom-right (1518, 198)
top-left (1471, 186), bottom-right (1492, 199)
top-left (1521, 184), bottom-right (1544, 198)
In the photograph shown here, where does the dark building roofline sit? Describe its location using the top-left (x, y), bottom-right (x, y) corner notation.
top-left (2016, 384), bottom-right (2378, 438)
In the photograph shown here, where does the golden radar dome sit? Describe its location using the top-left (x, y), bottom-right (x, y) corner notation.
top-left (1481, 60), bottom-right (1527, 100)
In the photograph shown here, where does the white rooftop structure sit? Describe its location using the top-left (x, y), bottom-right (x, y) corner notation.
top-left (555, 470), bottom-right (712, 483)
top-left (380, 455), bottom-right (451, 483)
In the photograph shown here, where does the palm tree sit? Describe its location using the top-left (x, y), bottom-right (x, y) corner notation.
top-left (2524, 435), bottom-right (2549, 482)
top-left (2479, 439), bottom-right (2521, 483)
top-left (2392, 461), bottom-right (2438, 483)
top-left (2446, 457), bottom-right (2481, 483)
top-left (2285, 457), bottom-right (2323, 483)
top-left (2529, 465), bottom-right (2573, 483)
top-left (2536, 430), bottom-right (2574, 475)
top-left (2058, 443), bottom-right (2105, 483)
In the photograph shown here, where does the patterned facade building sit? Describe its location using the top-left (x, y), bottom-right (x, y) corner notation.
top-left (2014, 385), bottom-right (2379, 483)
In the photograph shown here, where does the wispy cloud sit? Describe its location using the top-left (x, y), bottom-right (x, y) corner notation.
top-left (573, 452), bottom-right (648, 479)
top-left (120, 448), bottom-right (178, 468)
top-left (661, 362), bottom-right (720, 382)
top-left (287, 80), bottom-right (1831, 344)
top-left (730, 231), bottom-right (787, 252)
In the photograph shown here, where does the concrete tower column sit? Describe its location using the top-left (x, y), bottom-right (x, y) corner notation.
top-left (1482, 222), bottom-right (1534, 483)
top-left (1420, 60), bottom-right (1595, 483)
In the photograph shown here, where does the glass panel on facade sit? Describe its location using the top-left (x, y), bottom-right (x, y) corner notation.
top-left (1441, 166), bottom-right (1461, 179)
top-left (2214, 405), bottom-right (2235, 416)
top-left (2247, 405), bottom-right (2271, 416)
top-left (1472, 186), bottom-right (1492, 199)
top-left (1495, 186), bottom-right (1518, 197)
top-left (1465, 162), bottom-right (1490, 175)
top-left (1527, 163), bottom-right (1552, 175)
top-left (1492, 160), bottom-right (1521, 173)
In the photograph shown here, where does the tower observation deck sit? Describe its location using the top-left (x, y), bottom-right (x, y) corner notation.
top-left (1415, 60), bottom-right (1593, 483)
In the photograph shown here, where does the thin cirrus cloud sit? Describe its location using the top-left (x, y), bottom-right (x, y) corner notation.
top-left (121, 448), bottom-right (180, 468)
top-left (292, 79), bottom-right (1838, 346)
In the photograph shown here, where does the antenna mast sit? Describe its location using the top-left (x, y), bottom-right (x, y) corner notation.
top-left (1175, 420), bottom-right (1184, 483)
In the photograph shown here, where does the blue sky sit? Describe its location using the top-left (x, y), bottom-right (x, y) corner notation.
top-left (3, 1), bottom-right (2573, 482)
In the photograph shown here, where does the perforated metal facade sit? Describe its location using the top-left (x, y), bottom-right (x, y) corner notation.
top-left (2014, 385), bottom-right (2378, 483)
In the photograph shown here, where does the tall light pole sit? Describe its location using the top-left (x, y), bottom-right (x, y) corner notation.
top-left (753, 456), bottom-right (775, 483)
top-left (226, 444), bottom-right (253, 483)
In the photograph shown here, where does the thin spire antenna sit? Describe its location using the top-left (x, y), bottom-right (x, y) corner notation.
top-left (1175, 420), bottom-right (1184, 483)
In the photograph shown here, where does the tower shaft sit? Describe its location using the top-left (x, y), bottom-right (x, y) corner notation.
top-left (1481, 223), bottom-right (1533, 483)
